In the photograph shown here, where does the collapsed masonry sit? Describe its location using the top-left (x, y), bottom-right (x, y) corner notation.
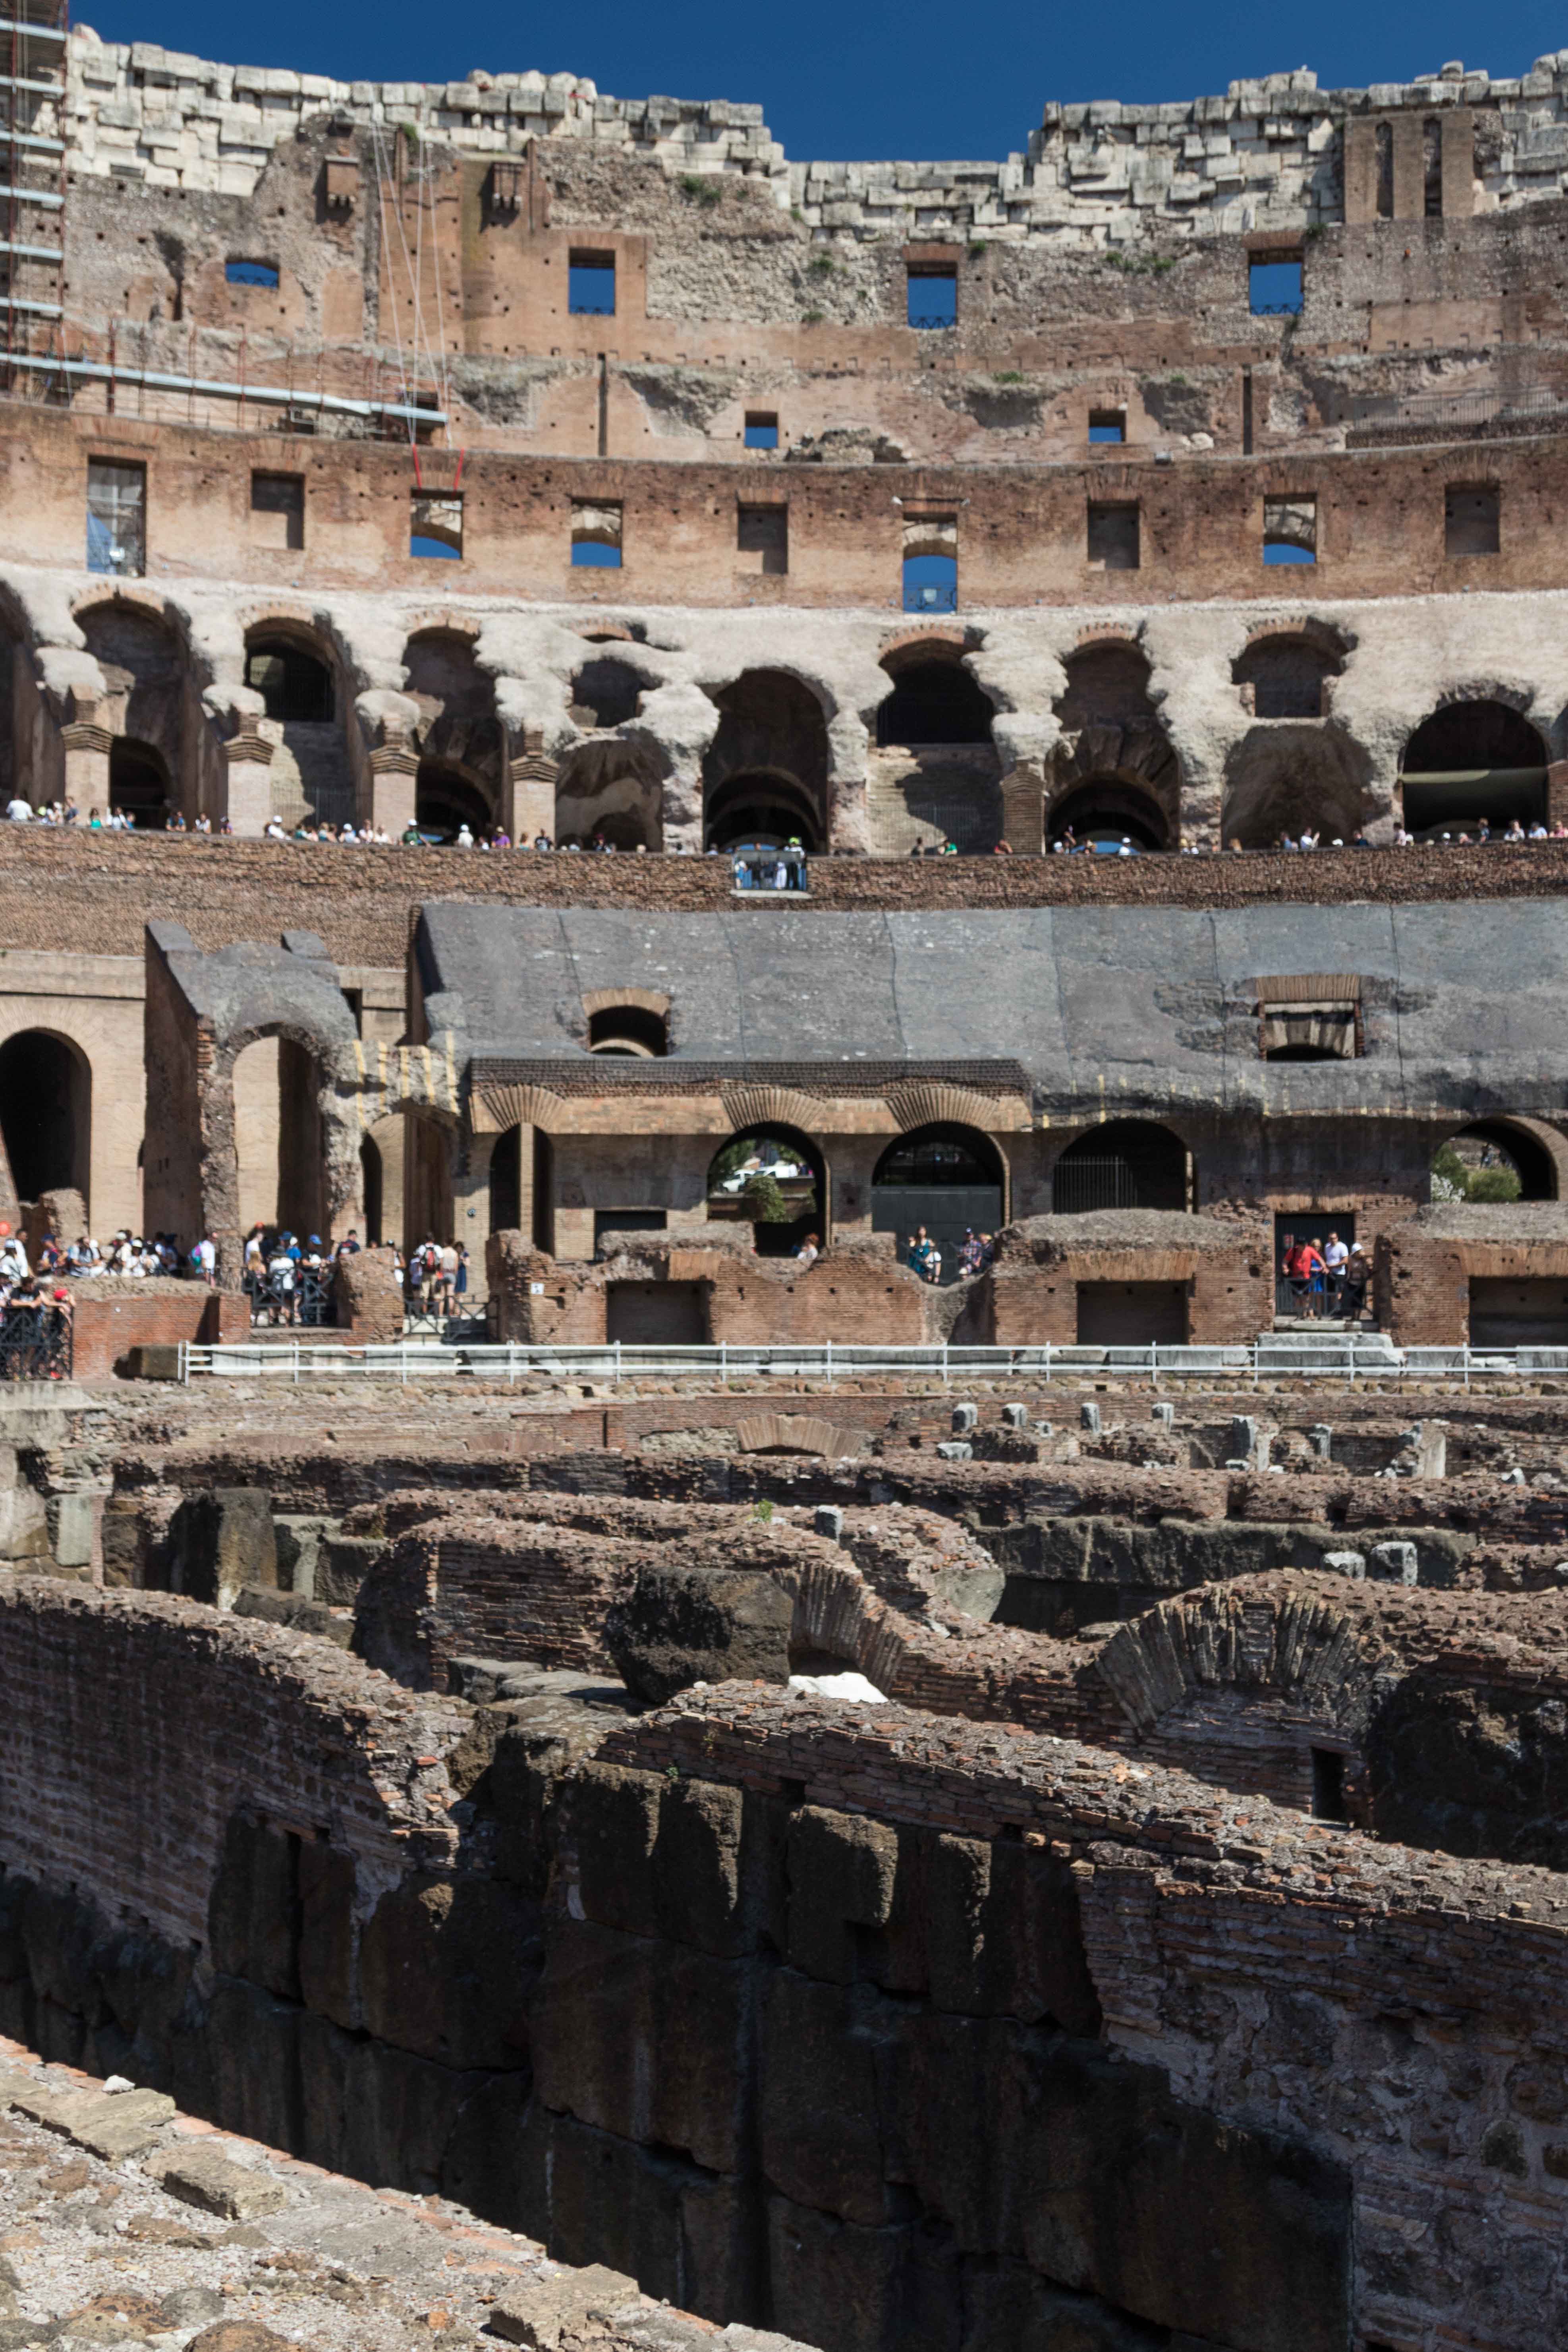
top-left (0, 1373), bottom-right (1567, 2347)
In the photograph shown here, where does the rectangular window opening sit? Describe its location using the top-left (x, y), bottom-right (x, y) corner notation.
top-left (569, 249), bottom-right (616, 317)
top-left (410, 491), bottom-right (463, 561)
top-left (226, 257), bottom-right (280, 289)
top-left (1445, 483), bottom-right (1499, 559)
top-left (737, 503), bottom-right (788, 576)
top-left (744, 411), bottom-right (780, 450)
top-left (86, 457), bottom-right (146, 577)
top-left (250, 471), bottom-right (304, 551)
top-left (1310, 1748), bottom-right (1349, 1823)
top-left (1249, 255), bottom-right (1302, 316)
top-left (572, 498), bottom-right (623, 569)
top-left (1087, 500), bottom-right (1140, 572)
top-left (907, 265), bottom-right (956, 330)
top-left (902, 514), bottom-right (957, 611)
top-left (1263, 494), bottom-right (1317, 566)
top-left (1088, 407), bottom-right (1126, 444)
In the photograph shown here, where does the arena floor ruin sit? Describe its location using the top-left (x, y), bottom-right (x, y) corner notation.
top-left (0, 1361), bottom-right (1565, 2352)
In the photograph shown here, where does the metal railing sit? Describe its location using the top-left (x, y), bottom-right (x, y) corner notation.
top-left (1349, 384), bottom-right (1568, 430)
top-left (0, 1298), bottom-right (70, 1378)
top-left (171, 1337), bottom-right (1568, 1387)
top-left (244, 1264), bottom-right (334, 1328)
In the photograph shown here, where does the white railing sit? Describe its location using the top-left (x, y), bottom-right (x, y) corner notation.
top-left (171, 1338), bottom-right (1568, 1386)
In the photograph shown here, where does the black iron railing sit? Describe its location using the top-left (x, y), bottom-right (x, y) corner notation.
top-left (246, 1263), bottom-right (334, 1327)
top-left (0, 1300), bottom-right (71, 1378)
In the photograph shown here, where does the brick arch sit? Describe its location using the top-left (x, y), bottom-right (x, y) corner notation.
top-left (1091, 1583), bottom-right (1398, 1746)
top-left (877, 622), bottom-right (981, 666)
top-left (732, 1412), bottom-right (867, 1458)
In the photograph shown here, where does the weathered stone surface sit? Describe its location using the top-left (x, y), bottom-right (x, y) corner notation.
top-left (605, 1563), bottom-right (794, 1702)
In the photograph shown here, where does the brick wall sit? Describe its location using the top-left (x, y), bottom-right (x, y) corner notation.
top-left (559, 1691), bottom-right (1568, 2351)
top-left (0, 830), bottom-right (1566, 967)
top-left (68, 1279), bottom-right (247, 1383)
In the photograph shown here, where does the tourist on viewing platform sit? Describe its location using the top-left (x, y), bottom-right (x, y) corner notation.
top-left (265, 1238), bottom-right (297, 1327)
top-left (190, 1234), bottom-right (216, 1286)
top-left (219, 815), bottom-right (233, 836)
top-left (456, 823), bottom-right (475, 849)
top-left (534, 833), bottom-right (552, 851)
top-left (957, 1229), bottom-right (983, 1278)
top-left (5, 793), bottom-right (30, 821)
top-left (907, 1227), bottom-right (941, 1283)
top-left (794, 1232), bottom-right (820, 1270)
top-left (993, 839), bottom-right (1012, 854)
top-left (87, 808), bottom-right (102, 830)
top-left (265, 817), bottom-right (286, 840)
top-left (194, 812), bottom-right (210, 834)
top-left (1337, 1243), bottom-right (1370, 1321)
top-left (64, 1235), bottom-right (95, 1276)
top-left (335, 1229), bottom-right (360, 1259)
top-left (1323, 1229), bottom-right (1349, 1306)
top-left (1505, 817), bottom-right (1526, 842)
top-left (456, 1244), bottom-right (469, 1302)
top-left (168, 811), bottom-right (187, 833)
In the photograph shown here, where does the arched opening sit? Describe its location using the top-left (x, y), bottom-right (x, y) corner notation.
top-left (1052, 1121), bottom-right (1190, 1214)
top-left (1232, 631), bottom-right (1342, 722)
top-left (1433, 1121), bottom-right (1557, 1204)
top-left (1221, 728), bottom-right (1371, 849)
top-left (706, 1125), bottom-right (823, 1257)
top-left (555, 740), bottom-right (662, 851)
top-left (869, 645), bottom-right (1001, 854)
top-left (871, 1124), bottom-right (1003, 1283)
top-left (360, 1136), bottom-right (383, 1247)
top-left (703, 670), bottom-right (829, 852)
top-left (490, 1124), bottom-right (521, 1232)
top-left (245, 635), bottom-right (332, 723)
top-left (1400, 700), bottom-right (1548, 839)
top-left (109, 738), bottom-right (171, 829)
top-left (570, 658), bottom-right (643, 730)
top-left (402, 631), bottom-right (504, 826)
top-left (1047, 777), bottom-right (1168, 851)
top-left (588, 1005), bottom-right (668, 1057)
top-left (705, 772), bottom-right (822, 852)
top-left (243, 622), bottom-right (352, 830)
top-left (876, 656), bottom-right (993, 747)
top-left (78, 602), bottom-right (185, 821)
top-left (1051, 641), bottom-right (1179, 846)
top-left (415, 761), bottom-right (492, 842)
top-left (0, 1031), bottom-right (90, 1210)
top-left (231, 1033), bottom-right (328, 1243)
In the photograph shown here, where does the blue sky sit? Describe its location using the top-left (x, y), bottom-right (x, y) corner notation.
top-left (78, 1), bottom-right (1568, 160)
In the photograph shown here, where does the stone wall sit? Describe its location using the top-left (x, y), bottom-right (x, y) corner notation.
top-left (66, 1278), bottom-right (247, 1382)
top-left (60, 36), bottom-right (1568, 245)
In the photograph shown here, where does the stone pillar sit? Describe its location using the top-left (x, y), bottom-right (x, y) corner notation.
top-left (509, 748), bottom-right (558, 843)
top-left (59, 722), bottom-right (111, 814)
top-left (1342, 118), bottom-right (1379, 226)
top-left (1000, 765), bottom-right (1045, 854)
top-left (368, 745), bottom-right (418, 837)
top-left (1391, 114), bottom-right (1426, 222)
top-left (452, 1131), bottom-right (495, 1303)
top-left (1440, 111), bottom-right (1474, 220)
top-left (221, 732), bottom-right (275, 838)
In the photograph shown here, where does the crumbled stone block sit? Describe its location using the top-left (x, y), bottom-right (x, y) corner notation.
top-left (935, 1440), bottom-right (972, 1461)
top-left (147, 2146), bottom-right (289, 2219)
top-left (951, 1403), bottom-right (979, 1432)
top-left (1369, 1540), bottom-right (1419, 1584)
top-left (1080, 1403), bottom-right (1101, 1434)
top-left (488, 2265), bottom-right (641, 2346)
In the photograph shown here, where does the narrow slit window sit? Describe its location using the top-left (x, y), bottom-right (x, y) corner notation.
top-left (907, 265), bottom-right (956, 330)
top-left (86, 458), bottom-right (145, 577)
top-left (226, 258), bottom-right (280, 289)
top-left (1087, 501), bottom-right (1140, 571)
top-left (569, 249), bottom-right (616, 316)
top-left (1249, 257), bottom-right (1302, 316)
top-left (250, 471), bottom-right (304, 551)
top-left (745, 411), bottom-right (779, 450)
top-left (1263, 494), bottom-right (1317, 566)
top-left (1089, 408), bottom-right (1126, 444)
top-left (737, 503), bottom-right (788, 575)
top-left (572, 499), bottom-right (623, 568)
top-left (410, 492), bottom-right (463, 560)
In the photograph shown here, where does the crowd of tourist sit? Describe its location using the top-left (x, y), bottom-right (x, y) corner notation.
top-left (8, 790), bottom-right (1568, 857)
top-left (1278, 1230), bottom-right (1370, 1320)
top-left (241, 1226), bottom-right (471, 1326)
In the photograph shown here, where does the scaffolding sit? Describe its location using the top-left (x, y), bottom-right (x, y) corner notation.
top-left (0, 0), bottom-right (64, 392)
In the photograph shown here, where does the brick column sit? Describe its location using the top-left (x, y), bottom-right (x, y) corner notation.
top-left (221, 732), bottom-right (275, 837)
top-left (58, 721), bottom-right (111, 814)
top-left (508, 748), bottom-right (557, 843)
top-left (368, 744), bottom-right (417, 836)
